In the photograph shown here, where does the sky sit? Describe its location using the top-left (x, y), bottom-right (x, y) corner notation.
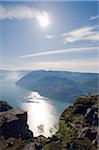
top-left (0, 1), bottom-right (99, 72)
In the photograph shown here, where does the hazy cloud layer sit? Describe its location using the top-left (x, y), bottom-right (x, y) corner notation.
top-left (0, 4), bottom-right (50, 21)
top-left (19, 46), bottom-right (97, 59)
top-left (45, 34), bottom-right (55, 39)
top-left (62, 26), bottom-right (99, 43)
top-left (89, 15), bottom-right (99, 20)
top-left (0, 60), bottom-right (98, 73)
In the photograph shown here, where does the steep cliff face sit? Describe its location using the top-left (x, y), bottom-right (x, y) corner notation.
top-left (42, 95), bottom-right (98, 150)
top-left (58, 95), bottom-right (98, 150)
top-left (0, 96), bottom-right (98, 150)
top-left (0, 101), bottom-right (33, 140)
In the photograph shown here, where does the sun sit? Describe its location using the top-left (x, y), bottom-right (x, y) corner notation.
top-left (37, 12), bottom-right (50, 28)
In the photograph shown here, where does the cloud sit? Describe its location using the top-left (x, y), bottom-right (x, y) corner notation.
top-left (45, 34), bottom-right (55, 39)
top-left (19, 46), bottom-right (97, 59)
top-left (89, 15), bottom-right (99, 20)
top-left (0, 60), bottom-right (98, 73)
top-left (0, 4), bottom-right (50, 21)
top-left (62, 26), bottom-right (99, 43)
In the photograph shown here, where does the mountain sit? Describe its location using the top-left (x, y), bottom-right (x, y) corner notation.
top-left (16, 70), bottom-right (99, 102)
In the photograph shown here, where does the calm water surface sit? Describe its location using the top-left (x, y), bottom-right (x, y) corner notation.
top-left (0, 72), bottom-right (71, 137)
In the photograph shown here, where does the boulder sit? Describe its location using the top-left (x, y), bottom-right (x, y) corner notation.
top-left (85, 105), bottom-right (98, 126)
top-left (73, 96), bottom-right (98, 115)
top-left (78, 127), bottom-right (97, 141)
top-left (0, 101), bottom-right (33, 140)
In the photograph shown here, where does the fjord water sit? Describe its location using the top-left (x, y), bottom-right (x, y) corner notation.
top-left (0, 71), bottom-right (71, 137)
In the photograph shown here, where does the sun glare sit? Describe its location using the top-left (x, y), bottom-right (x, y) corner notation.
top-left (37, 12), bottom-right (50, 28)
top-left (22, 92), bottom-right (58, 137)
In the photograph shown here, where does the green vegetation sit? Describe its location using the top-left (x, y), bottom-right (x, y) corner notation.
top-left (57, 120), bottom-right (76, 144)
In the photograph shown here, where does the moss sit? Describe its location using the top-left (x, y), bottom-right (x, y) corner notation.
top-left (64, 113), bottom-right (81, 120)
top-left (57, 120), bottom-right (76, 144)
top-left (61, 106), bottom-right (73, 119)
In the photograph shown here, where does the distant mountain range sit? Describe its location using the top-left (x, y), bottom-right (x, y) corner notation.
top-left (16, 70), bottom-right (99, 102)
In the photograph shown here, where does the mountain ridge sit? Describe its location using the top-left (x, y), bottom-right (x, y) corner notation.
top-left (16, 70), bottom-right (98, 102)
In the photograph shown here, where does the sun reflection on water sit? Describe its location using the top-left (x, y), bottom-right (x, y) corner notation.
top-left (22, 92), bottom-right (58, 137)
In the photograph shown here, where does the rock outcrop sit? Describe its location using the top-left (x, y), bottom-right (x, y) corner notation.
top-left (59, 95), bottom-right (98, 150)
top-left (0, 95), bottom-right (98, 150)
top-left (0, 101), bottom-right (33, 140)
top-left (0, 101), bottom-right (12, 112)
top-left (42, 95), bottom-right (98, 150)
